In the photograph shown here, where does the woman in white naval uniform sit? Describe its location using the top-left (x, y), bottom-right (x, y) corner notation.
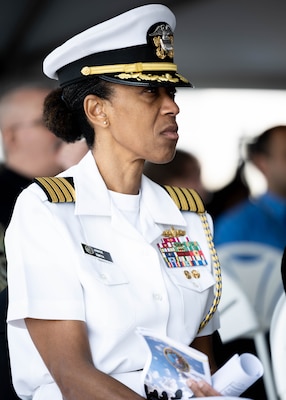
top-left (5, 4), bottom-right (222, 400)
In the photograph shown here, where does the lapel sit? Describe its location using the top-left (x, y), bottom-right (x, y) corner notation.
top-left (139, 176), bottom-right (188, 243)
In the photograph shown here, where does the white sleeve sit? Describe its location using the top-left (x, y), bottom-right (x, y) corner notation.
top-left (5, 185), bottom-right (85, 326)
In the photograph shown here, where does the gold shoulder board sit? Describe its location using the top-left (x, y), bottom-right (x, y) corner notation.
top-left (34, 177), bottom-right (75, 203)
top-left (162, 185), bottom-right (205, 213)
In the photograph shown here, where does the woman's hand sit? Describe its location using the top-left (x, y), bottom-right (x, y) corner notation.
top-left (186, 378), bottom-right (222, 397)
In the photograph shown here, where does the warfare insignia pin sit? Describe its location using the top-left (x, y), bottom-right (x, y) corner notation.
top-left (162, 226), bottom-right (186, 238)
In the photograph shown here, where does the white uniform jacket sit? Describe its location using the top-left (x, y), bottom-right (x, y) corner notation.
top-left (6, 151), bottom-right (219, 399)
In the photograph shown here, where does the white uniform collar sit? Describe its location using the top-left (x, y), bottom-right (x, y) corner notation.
top-left (140, 175), bottom-right (187, 226)
top-left (67, 151), bottom-right (187, 227)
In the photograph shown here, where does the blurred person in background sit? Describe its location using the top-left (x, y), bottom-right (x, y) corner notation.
top-left (144, 149), bottom-right (211, 203)
top-left (213, 126), bottom-right (286, 399)
top-left (207, 160), bottom-right (250, 222)
top-left (214, 125), bottom-right (286, 250)
top-left (0, 84), bottom-right (64, 232)
top-left (0, 83), bottom-right (88, 400)
top-left (0, 83), bottom-right (89, 289)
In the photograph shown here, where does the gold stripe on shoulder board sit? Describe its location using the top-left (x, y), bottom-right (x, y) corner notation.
top-left (162, 185), bottom-right (205, 213)
top-left (34, 177), bottom-right (75, 203)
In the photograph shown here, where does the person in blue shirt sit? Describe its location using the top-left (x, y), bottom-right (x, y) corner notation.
top-left (213, 125), bottom-right (286, 400)
top-left (214, 125), bottom-right (286, 251)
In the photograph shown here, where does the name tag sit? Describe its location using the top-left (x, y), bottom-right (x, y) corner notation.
top-left (82, 243), bottom-right (113, 262)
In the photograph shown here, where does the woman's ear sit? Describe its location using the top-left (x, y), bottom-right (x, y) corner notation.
top-left (83, 95), bottom-right (108, 128)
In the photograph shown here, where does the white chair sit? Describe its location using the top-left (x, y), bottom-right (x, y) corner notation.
top-left (218, 270), bottom-right (278, 400)
top-left (217, 242), bottom-right (283, 331)
top-left (270, 293), bottom-right (286, 400)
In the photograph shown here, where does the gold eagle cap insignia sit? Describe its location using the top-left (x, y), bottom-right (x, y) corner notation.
top-left (149, 23), bottom-right (174, 60)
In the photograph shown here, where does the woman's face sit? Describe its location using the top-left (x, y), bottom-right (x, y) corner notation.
top-left (102, 84), bottom-right (180, 164)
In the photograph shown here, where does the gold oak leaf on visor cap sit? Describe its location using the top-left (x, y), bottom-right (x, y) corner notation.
top-left (43, 4), bottom-right (193, 88)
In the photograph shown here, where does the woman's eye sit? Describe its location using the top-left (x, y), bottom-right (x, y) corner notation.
top-left (144, 87), bottom-right (158, 95)
top-left (143, 87), bottom-right (176, 99)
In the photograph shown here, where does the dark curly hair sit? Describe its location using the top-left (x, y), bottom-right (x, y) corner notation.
top-left (43, 77), bottom-right (113, 147)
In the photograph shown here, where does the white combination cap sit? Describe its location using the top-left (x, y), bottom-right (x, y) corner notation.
top-left (43, 4), bottom-right (192, 88)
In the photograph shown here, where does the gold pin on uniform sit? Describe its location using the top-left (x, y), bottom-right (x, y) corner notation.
top-left (162, 226), bottom-right (186, 238)
top-left (191, 270), bottom-right (200, 279)
top-left (184, 269), bottom-right (200, 280)
top-left (184, 270), bottom-right (192, 279)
